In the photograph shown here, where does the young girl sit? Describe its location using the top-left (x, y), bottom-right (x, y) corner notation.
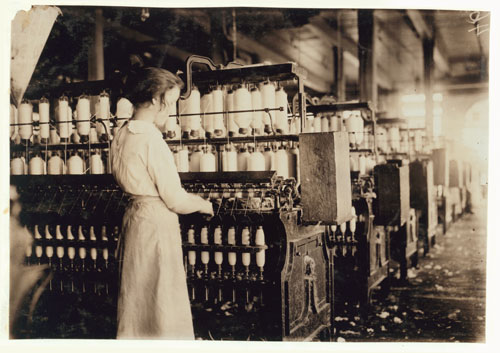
top-left (111, 67), bottom-right (213, 339)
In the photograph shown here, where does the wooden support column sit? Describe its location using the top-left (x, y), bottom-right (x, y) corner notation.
top-left (333, 11), bottom-right (346, 101)
top-left (423, 36), bottom-right (435, 140)
top-left (88, 8), bottom-right (105, 81)
top-left (357, 10), bottom-right (377, 107)
top-left (209, 13), bottom-right (227, 65)
top-left (333, 46), bottom-right (345, 101)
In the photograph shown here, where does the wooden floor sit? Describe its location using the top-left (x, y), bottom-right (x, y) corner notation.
top-left (333, 204), bottom-right (487, 342)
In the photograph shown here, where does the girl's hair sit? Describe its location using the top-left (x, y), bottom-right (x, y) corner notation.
top-left (125, 67), bottom-right (184, 108)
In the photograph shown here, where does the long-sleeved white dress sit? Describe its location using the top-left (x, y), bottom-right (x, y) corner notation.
top-left (111, 119), bottom-right (201, 339)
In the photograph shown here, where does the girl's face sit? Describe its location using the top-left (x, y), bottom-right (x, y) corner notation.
top-left (154, 86), bottom-right (180, 130)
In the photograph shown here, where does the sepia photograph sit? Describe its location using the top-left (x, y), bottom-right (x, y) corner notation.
top-left (5, 0), bottom-right (493, 348)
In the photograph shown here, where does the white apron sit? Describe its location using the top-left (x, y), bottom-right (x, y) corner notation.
top-left (116, 195), bottom-right (194, 339)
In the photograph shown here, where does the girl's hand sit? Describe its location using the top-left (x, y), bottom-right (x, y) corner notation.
top-left (200, 200), bottom-right (214, 216)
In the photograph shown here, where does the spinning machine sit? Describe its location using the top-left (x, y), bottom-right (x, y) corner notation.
top-left (10, 56), bottom-right (354, 340)
top-left (306, 102), bottom-right (390, 308)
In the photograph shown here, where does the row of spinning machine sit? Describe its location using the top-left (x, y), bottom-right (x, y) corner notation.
top-left (11, 57), bottom-right (355, 341)
top-left (306, 103), bottom-right (393, 310)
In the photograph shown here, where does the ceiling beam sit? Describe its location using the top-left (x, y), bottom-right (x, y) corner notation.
top-left (304, 16), bottom-right (358, 56)
top-left (406, 10), bottom-right (432, 38)
top-left (405, 10), bottom-right (449, 73)
top-left (235, 32), bottom-right (331, 93)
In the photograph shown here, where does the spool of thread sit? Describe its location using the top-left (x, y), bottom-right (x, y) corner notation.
top-left (225, 89), bottom-right (238, 137)
top-left (97, 93), bottom-right (111, 138)
top-left (234, 86), bottom-right (252, 135)
top-left (39, 98), bottom-right (50, 140)
top-left (10, 104), bottom-right (18, 139)
top-left (44, 224), bottom-right (53, 240)
top-left (68, 153), bottom-right (84, 175)
top-left (67, 225), bottom-right (75, 240)
top-left (56, 97), bottom-right (70, 139)
top-left (263, 146), bottom-right (275, 171)
top-left (359, 155), bottom-right (366, 175)
top-left (35, 245), bottom-right (43, 260)
top-left (67, 105), bottom-right (74, 137)
top-left (48, 153), bottom-right (64, 175)
top-left (78, 225), bottom-right (85, 241)
top-left (321, 116), bottom-right (330, 132)
top-left (18, 101), bottom-right (33, 140)
top-left (366, 156), bottom-right (376, 174)
top-left (56, 225), bottom-right (64, 240)
top-left (90, 153), bottom-right (104, 174)
top-left (350, 155), bottom-right (359, 172)
top-left (293, 117), bottom-right (301, 134)
top-left (76, 96), bottom-right (91, 138)
top-left (21, 157), bottom-right (28, 174)
top-left (247, 149), bottom-right (266, 171)
top-left (46, 245), bottom-right (54, 260)
top-left (354, 113), bottom-right (364, 146)
top-left (101, 226), bottom-right (108, 241)
top-left (289, 117), bottom-right (297, 134)
top-left (212, 88), bottom-right (225, 137)
top-left (222, 144), bottom-right (238, 172)
top-left (70, 130), bottom-right (79, 144)
top-left (29, 155), bottom-right (45, 175)
top-left (179, 87), bottom-right (201, 138)
top-left (177, 148), bottom-right (189, 172)
top-left (345, 113), bottom-right (357, 145)
top-left (349, 207), bottom-right (357, 233)
top-left (11, 157), bottom-right (24, 175)
top-left (241, 226), bottom-right (251, 267)
top-left (251, 87), bottom-right (263, 135)
top-left (275, 87), bottom-right (288, 134)
top-left (79, 246), bottom-right (87, 262)
top-left (313, 116), bottom-right (322, 133)
top-left (377, 127), bottom-right (388, 152)
top-left (340, 222), bottom-right (347, 236)
top-left (200, 149), bottom-right (216, 172)
top-left (401, 134), bottom-right (409, 153)
top-left (201, 92), bottom-right (215, 137)
top-left (187, 226), bottom-right (196, 267)
top-left (26, 243), bottom-right (33, 258)
top-left (261, 82), bottom-right (275, 133)
top-left (388, 126), bottom-right (400, 152)
top-left (329, 115), bottom-right (340, 132)
top-left (89, 127), bottom-right (99, 144)
top-left (165, 101), bottom-right (178, 139)
top-left (189, 148), bottom-right (203, 172)
top-left (102, 248), bottom-right (109, 262)
top-left (56, 245), bottom-right (64, 261)
top-left (213, 226), bottom-right (223, 266)
top-left (200, 226), bottom-right (210, 266)
top-left (288, 144), bottom-right (299, 182)
top-left (33, 225), bottom-right (42, 239)
top-left (255, 226), bottom-right (266, 269)
top-left (115, 97), bottom-right (133, 127)
top-left (305, 117), bottom-right (315, 133)
top-left (275, 146), bottom-right (289, 179)
top-left (227, 226), bottom-right (237, 267)
top-left (237, 147), bottom-right (250, 171)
